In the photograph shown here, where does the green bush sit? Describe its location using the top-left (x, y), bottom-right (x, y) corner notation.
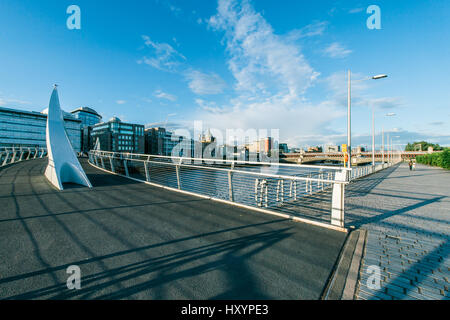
top-left (415, 148), bottom-right (450, 169)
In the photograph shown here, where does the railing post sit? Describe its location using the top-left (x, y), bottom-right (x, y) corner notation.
top-left (100, 156), bottom-right (105, 169)
top-left (331, 169), bottom-right (346, 227)
top-left (263, 180), bottom-right (268, 207)
top-left (228, 162), bottom-right (234, 202)
top-left (109, 156), bottom-right (115, 173)
top-left (11, 147), bottom-right (16, 163)
top-left (176, 158), bottom-right (182, 190)
top-left (255, 178), bottom-right (260, 206)
top-left (123, 159), bottom-right (129, 177)
top-left (144, 158), bottom-right (150, 182)
top-left (2, 152), bottom-right (10, 166)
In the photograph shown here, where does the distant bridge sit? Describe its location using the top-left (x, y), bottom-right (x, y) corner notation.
top-left (281, 151), bottom-right (431, 165)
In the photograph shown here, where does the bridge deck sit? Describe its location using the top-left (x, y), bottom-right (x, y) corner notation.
top-left (0, 158), bottom-right (346, 299)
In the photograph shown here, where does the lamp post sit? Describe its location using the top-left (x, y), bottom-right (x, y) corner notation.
top-left (347, 72), bottom-right (387, 169)
top-left (384, 113), bottom-right (396, 164)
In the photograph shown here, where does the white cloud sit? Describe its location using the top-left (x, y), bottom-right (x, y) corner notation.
top-left (154, 90), bottom-right (177, 102)
top-left (198, 95), bottom-right (345, 148)
top-left (138, 35), bottom-right (186, 72)
top-left (0, 97), bottom-right (31, 106)
top-left (349, 8), bottom-right (364, 14)
top-left (286, 21), bottom-right (328, 40)
top-left (185, 70), bottom-right (226, 95)
top-left (116, 100), bottom-right (126, 105)
top-left (323, 42), bottom-right (352, 58)
top-left (208, 0), bottom-right (319, 97)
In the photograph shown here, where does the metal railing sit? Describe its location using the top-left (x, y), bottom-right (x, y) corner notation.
top-left (89, 150), bottom-right (351, 229)
top-left (0, 146), bottom-right (47, 167)
top-left (350, 160), bottom-right (401, 180)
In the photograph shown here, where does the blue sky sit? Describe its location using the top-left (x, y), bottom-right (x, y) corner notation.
top-left (0, 0), bottom-right (449, 149)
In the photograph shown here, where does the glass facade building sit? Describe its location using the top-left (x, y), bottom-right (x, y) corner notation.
top-left (0, 106), bottom-right (82, 152)
top-left (91, 117), bottom-right (145, 153)
top-left (71, 107), bottom-right (102, 128)
top-left (71, 107), bottom-right (102, 153)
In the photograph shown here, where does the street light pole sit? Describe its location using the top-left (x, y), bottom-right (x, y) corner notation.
top-left (347, 70), bottom-right (351, 169)
top-left (382, 126), bottom-right (384, 164)
top-left (372, 106), bottom-right (375, 167)
top-left (347, 72), bottom-right (387, 169)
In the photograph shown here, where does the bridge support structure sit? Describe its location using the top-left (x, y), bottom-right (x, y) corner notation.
top-left (44, 86), bottom-right (92, 190)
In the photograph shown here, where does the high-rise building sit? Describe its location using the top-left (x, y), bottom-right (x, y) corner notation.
top-left (0, 106), bottom-right (82, 152)
top-left (71, 107), bottom-right (102, 153)
top-left (91, 117), bottom-right (145, 153)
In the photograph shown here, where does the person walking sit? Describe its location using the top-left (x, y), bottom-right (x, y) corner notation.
top-left (409, 159), bottom-right (413, 171)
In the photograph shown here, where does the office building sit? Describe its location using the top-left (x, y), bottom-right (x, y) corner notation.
top-left (91, 117), bottom-right (145, 153)
top-left (279, 143), bottom-right (289, 153)
top-left (145, 127), bottom-right (194, 157)
top-left (0, 106), bottom-right (82, 152)
top-left (71, 107), bottom-right (102, 153)
top-left (71, 107), bottom-right (102, 127)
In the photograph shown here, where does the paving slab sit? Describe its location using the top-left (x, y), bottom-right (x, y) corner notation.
top-left (346, 163), bottom-right (450, 300)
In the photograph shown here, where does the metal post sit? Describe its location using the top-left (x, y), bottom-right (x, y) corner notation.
top-left (381, 127), bottom-right (384, 165)
top-left (331, 169), bottom-right (346, 227)
top-left (11, 147), bottom-right (16, 163)
top-left (123, 159), bottom-right (129, 177)
top-left (347, 69), bottom-right (352, 169)
top-left (228, 162), bottom-right (235, 202)
top-left (2, 151), bottom-right (10, 166)
top-left (255, 179), bottom-right (260, 206)
top-left (264, 180), bottom-right (268, 207)
top-left (372, 107), bottom-right (375, 167)
top-left (228, 171), bottom-right (234, 202)
top-left (144, 161), bottom-right (150, 182)
top-left (110, 157), bottom-right (115, 173)
top-left (175, 158), bottom-right (182, 190)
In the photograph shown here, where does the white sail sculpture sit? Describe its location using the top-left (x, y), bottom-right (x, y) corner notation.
top-left (44, 85), bottom-right (92, 190)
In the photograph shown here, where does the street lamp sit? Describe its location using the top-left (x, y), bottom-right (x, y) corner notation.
top-left (383, 113), bottom-right (396, 164)
top-left (347, 71), bottom-right (388, 169)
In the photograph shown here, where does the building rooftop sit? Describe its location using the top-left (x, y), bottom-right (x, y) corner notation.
top-left (71, 106), bottom-right (102, 118)
top-left (0, 106), bottom-right (81, 122)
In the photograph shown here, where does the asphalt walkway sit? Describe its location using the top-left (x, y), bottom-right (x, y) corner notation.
top-left (0, 158), bottom-right (346, 299)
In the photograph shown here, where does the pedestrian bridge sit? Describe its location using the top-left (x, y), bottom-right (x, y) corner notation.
top-left (0, 157), bottom-right (346, 299)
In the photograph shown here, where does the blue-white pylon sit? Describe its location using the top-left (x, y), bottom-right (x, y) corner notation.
top-left (44, 85), bottom-right (92, 190)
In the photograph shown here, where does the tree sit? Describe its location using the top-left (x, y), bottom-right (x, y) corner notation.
top-left (404, 141), bottom-right (443, 152)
